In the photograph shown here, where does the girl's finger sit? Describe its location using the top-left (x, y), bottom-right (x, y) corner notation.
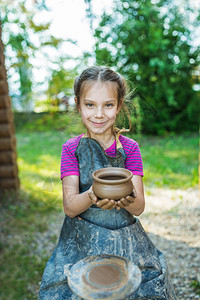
top-left (119, 197), bottom-right (129, 206)
top-left (121, 199), bottom-right (129, 206)
top-left (88, 192), bottom-right (97, 203)
top-left (126, 195), bottom-right (135, 203)
top-left (101, 200), bottom-right (115, 210)
top-left (88, 192), bottom-right (93, 200)
top-left (116, 201), bottom-right (125, 208)
top-left (96, 199), bottom-right (109, 207)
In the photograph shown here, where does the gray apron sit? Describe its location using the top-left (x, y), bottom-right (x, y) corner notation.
top-left (38, 137), bottom-right (176, 299)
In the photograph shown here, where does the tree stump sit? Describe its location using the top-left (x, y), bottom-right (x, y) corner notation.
top-left (0, 22), bottom-right (20, 190)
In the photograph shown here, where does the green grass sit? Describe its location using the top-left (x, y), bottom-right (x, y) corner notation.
top-left (139, 133), bottom-right (198, 188)
top-left (0, 190), bottom-right (52, 299)
top-left (16, 131), bottom-right (66, 209)
top-left (190, 280), bottom-right (200, 295)
top-left (0, 128), bottom-right (198, 299)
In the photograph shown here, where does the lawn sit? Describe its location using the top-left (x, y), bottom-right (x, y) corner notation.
top-left (139, 133), bottom-right (198, 188)
top-left (0, 129), bottom-right (198, 299)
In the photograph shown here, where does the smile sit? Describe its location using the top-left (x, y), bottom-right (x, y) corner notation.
top-left (91, 121), bottom-right (106, 127)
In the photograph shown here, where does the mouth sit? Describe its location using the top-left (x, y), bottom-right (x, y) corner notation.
top-left (90, 121), bottom-right (106, 127)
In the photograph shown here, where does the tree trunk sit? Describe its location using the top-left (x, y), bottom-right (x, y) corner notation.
top-left (0, 22), bottom-right (20, 190)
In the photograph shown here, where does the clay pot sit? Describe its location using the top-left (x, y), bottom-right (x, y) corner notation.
top-left (92, 167), bottom-right (133, 200)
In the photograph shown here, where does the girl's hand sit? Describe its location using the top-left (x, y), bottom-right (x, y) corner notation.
top-left (116, 190), bottom-right (136, 209)
top-left (88, 191), bottom-right (116, 210)
top-left (96, 199), bottom-right (116, 210)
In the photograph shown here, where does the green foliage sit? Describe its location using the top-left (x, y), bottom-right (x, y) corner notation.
top-left (45, 67), bottom-right (77, 111)
top-left (190, 280), bottom-right (200, 295)
top-left (84, 0), bottom-right (94, 30)
top-left (116, 95), bottom-right (143, 135)
top-left (0, 0), bottom-right (65, 109)
top-left (14, 111), bottom-right (84, 133)
top-left (94, 0), bottom-right (200, 134)
top-left (47, 68), bottom-right (75, 97)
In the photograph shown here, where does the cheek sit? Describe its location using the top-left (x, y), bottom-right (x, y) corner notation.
top-left (107, 109), bottom-right (118, 120)
top-left (80, 108), bottom-right (92, 119)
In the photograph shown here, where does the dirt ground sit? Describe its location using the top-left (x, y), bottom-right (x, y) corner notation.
top-left (140, 187), bottom-right (200, 299)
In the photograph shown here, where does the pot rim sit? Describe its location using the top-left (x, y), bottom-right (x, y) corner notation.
top-left (92, 167), bottom-right (133, 185)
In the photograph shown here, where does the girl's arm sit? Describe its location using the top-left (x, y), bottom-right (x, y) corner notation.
top-left (116, 175), bottom-right (145, 216)
top-left (62, 175), bottom-right (93, 218)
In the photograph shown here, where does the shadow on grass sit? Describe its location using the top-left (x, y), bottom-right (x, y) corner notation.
top-left (0, 188), bottom-right (63, 300)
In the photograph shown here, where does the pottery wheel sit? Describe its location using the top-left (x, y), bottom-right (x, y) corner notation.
top-left (82, 263), bottom-right (124, 290)
top-left (68, 254), bottom-right (142, 300)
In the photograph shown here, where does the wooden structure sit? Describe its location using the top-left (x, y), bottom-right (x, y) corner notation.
top-left (0, 23), bottom-right (19, 189)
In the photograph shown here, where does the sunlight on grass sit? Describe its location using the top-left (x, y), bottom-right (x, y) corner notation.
top-left (18, 155), bottom-right (60, 178)
top-left (17, 156), bottom-right (63, 209)
top-left (140, 134), bottom-right (198, 189)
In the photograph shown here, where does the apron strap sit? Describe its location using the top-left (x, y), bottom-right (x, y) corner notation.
top-left (82, 129), bottom-right (127, 160)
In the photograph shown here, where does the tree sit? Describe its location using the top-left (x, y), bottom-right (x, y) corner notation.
top-left (45, 65), bottom-right (77, 112)
top-left (94, 0), bottom-right (200, 134)
top-left (0, 21), bottom-right (19, 190)
top-left (0, 0), bottom-right (66, 110)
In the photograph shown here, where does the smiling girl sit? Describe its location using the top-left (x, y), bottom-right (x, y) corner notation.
top-left (38, 66), bottom-right (176, 299)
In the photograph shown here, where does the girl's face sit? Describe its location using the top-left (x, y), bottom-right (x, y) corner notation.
top-left (76, 81), bottom-right (122, 139)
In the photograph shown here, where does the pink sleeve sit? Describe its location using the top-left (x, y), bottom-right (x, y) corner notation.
top-left (60, 143), bottom-right (79, 180)
top-left (124, 142), bottom-right (144, 176)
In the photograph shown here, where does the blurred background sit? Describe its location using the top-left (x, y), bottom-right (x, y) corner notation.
top-left (0, 0), bottom-right (199, 299)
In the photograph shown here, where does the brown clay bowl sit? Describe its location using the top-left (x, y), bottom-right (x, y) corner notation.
top-left (92, 167), bottom-right (133, 200)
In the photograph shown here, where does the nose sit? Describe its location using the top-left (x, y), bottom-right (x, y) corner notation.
top-left (95, 106), bottom-right (104, 118)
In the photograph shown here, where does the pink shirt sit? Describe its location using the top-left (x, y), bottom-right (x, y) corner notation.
top-left (60, 134), bottom-right (143, 179)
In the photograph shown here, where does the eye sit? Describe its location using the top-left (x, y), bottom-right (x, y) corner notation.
top-left (105, 103), bottom-right (114, 108)
top-left (85, 103), bottom-right (94, 108)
